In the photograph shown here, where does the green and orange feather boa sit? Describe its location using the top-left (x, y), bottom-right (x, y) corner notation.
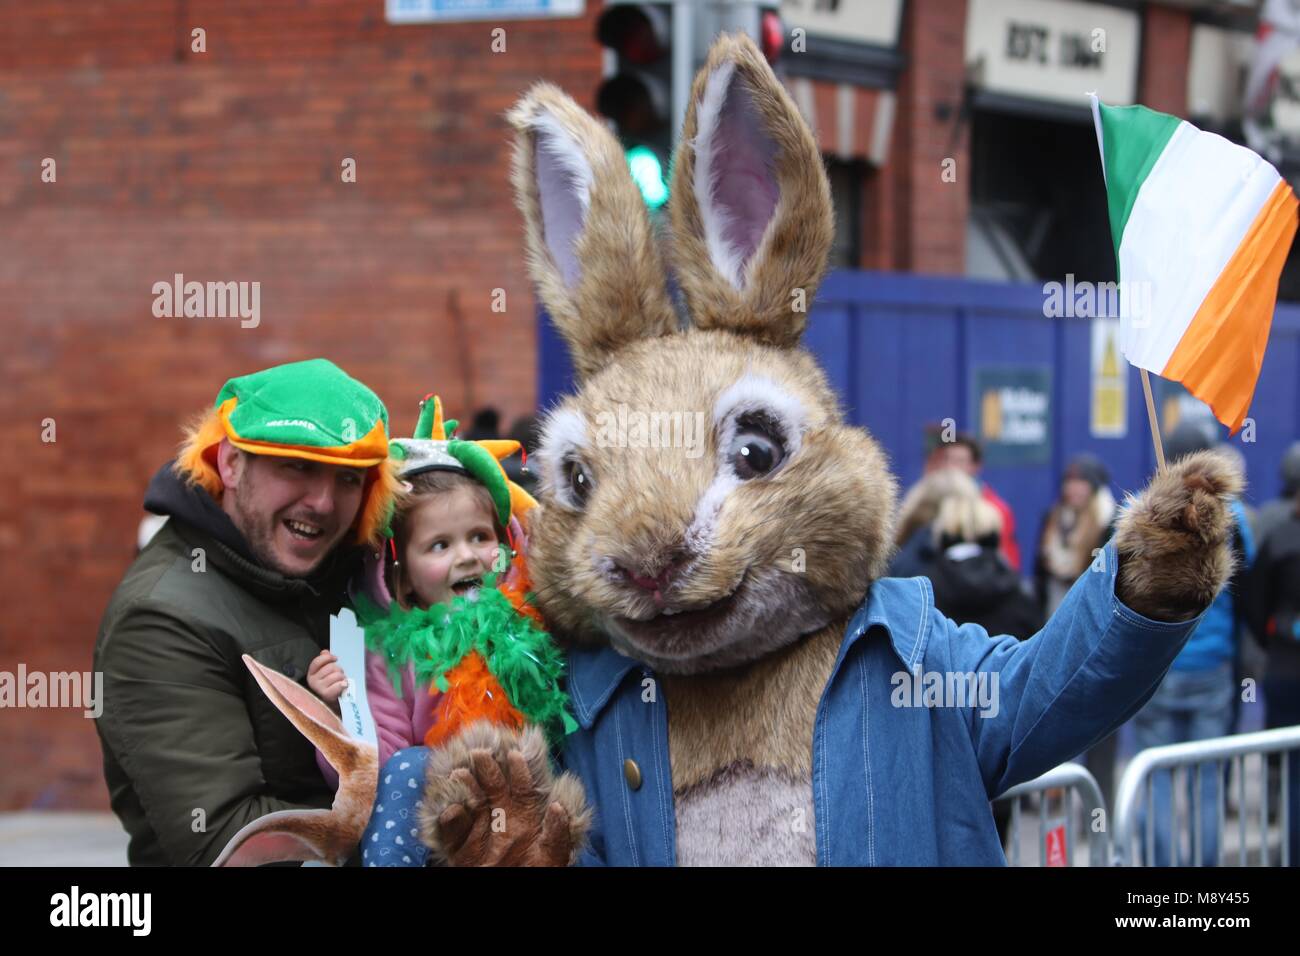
top-left (354, 575), bottom-right (577, 748)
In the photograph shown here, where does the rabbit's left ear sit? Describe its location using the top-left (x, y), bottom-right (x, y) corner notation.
top-left (509, 83), bottom-right (678, 381)
top-left (669, 33), bottom-right (834, 349)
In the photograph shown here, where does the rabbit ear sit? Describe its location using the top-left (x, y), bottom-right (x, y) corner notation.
top-left (508, 83), bottom-right (678, 380)
top-left (668, 33), bottom-right (834, 349)
top-left (244, 655), bottom-right (348, 748)
top-left (212, 810), bottom-right (333, 867)
top-left (212, 656), bottom-right (378, 867)
top-left (241, 654), bottom-right (366, 778)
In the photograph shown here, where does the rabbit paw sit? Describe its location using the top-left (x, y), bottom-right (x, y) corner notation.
top-left (417, 721), bottom-right (591, 866)
top-left (1111, 450), bottom-right (1243, 622)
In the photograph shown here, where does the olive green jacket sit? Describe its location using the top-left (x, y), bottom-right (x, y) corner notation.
top-left (94, 465), bottom-right (356, 865)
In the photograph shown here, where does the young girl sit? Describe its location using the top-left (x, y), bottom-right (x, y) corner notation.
top-left (307, 394), bottom-right (574, 866)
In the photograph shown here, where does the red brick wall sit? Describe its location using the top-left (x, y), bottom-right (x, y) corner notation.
top-left (866, 0), bottom-right (969, 274)
top-left (0, 0), bottom-right (602, 810)
top-left (1140, 3), bottom-right (1192, 116)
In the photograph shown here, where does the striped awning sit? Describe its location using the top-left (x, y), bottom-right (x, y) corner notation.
top-left (785, 76), bottom-right (896, 166)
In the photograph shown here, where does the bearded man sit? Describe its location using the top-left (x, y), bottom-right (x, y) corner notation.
top-left (93, 359), bottom-right (396, 865)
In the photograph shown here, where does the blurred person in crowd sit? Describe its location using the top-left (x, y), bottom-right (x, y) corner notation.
top-left (1215, 442), bottom-right (1266, 737)
top-left (1216, 443), bottom-right (1257, 538)
top-left (912, 477), bottom-right (1042, 639)
top-left (1134, 423), bottom-right (1255, 866)
top-left (889, 466), bottom-right (977, 578)
top-left (1243, 471), bottom-right (1300, 865)
top-left (924, 428), bottom-right (1021, 573)
top-left (1034, 453), bottom-right (1117, 615)
top-left (464, 406), bottom-right (501, 441)
top-left (892, 465), bottom-right (1042, 847)
top-left (1034, 453), bottom-right (1119, 809)
top-left (1256, 441), bottom-right (1300, 545)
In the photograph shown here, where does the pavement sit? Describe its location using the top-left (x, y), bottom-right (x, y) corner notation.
top-left (0, 812), bottom-right (128, 866)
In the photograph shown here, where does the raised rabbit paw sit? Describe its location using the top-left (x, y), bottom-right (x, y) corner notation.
top-left (1112, 449), bottom-right (1243, 623)
top-left (417, 720), bottom-right (591, 866)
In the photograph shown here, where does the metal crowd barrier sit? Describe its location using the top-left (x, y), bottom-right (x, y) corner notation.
top-left (994, 762), bottom-right (1109, 866)
top-left (1112, 724), bottom-right (1300, 867)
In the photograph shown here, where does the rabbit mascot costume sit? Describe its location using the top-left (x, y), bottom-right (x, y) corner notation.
top-left (417, 33), bottom-right (1242, 867)
top-left (220, 33), bottom-right (1244, 868)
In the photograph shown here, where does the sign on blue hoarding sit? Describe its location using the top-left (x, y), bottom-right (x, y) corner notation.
top-left (973, 365), bottom-right (1053, 467)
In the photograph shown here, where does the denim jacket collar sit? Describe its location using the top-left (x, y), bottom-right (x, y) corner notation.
top-left (566, 576), bottom-right (936, 728)
top-left (566, 642), bottom-right (642, 730)
top-left (844, 575), bottom-right (934, 672)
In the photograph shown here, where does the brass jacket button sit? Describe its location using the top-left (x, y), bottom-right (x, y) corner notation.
top-left (624, 758), bottom-right (642, 791)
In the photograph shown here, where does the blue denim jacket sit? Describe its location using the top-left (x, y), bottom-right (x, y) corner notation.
top-left (559, 541), bottom-right (1203, 865)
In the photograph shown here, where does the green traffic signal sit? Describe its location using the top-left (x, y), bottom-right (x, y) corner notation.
top-left (626, 145), bottom-right (669, 208)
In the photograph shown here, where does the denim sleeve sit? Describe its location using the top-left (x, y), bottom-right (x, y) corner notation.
top-left (932, 540), bottom-right (1204, 798)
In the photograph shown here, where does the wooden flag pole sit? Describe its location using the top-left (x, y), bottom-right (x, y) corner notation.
top-left (1140, 368), bottom-right (1167, 473)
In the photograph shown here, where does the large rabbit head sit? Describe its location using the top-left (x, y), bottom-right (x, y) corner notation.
top-left (513, 34), bottom-right (897, 675)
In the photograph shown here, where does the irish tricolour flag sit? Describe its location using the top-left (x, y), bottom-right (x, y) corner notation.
top-left (1091, 95), bottom-right (1299, 433)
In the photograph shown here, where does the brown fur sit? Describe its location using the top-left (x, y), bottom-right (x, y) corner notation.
top-left (1112, 449), bottom-right (1242, 622)
top-left (525, 330), bottom-right (898, 669)
top-left (417, 720), bottom-right (592, 866)
top-left (668, 33), bottom-right (835, 349)
top-left (663, 621), bottom-right (842, 792)
top-left (507, 83), bottom-right (678, 381)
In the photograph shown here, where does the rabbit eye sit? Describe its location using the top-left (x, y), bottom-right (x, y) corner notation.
top-left (564, 457), bottom-right (594, 506)
top-left (727, 417), bottom-right (785, 480)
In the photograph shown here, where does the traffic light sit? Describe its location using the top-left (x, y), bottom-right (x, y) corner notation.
top-left (595, 3), bottom-right (785, 209)
top-left (758, 6), bottom-right (784, 64)
top-left (595, 3), bottom-right (674, 209)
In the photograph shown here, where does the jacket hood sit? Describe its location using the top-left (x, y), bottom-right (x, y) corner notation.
top-left (144, 461), bottom-right (254, 561)
top-left (928, 544), bottom-right (1021, 611)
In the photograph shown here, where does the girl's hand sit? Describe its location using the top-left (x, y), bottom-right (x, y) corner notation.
top-left (306, 650), bottom-right (347, 710)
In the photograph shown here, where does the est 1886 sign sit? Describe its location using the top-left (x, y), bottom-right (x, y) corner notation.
top-left (966, 0), bottom-right (1138, 106)
top-left (386, 0), bottom-right (584, 24)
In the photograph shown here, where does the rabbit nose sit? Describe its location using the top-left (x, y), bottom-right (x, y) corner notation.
top-left (616, 551), bottom-right (689, 594)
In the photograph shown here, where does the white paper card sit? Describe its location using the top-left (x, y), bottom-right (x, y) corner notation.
top-left (330, 608), bottom-right (377, 748)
